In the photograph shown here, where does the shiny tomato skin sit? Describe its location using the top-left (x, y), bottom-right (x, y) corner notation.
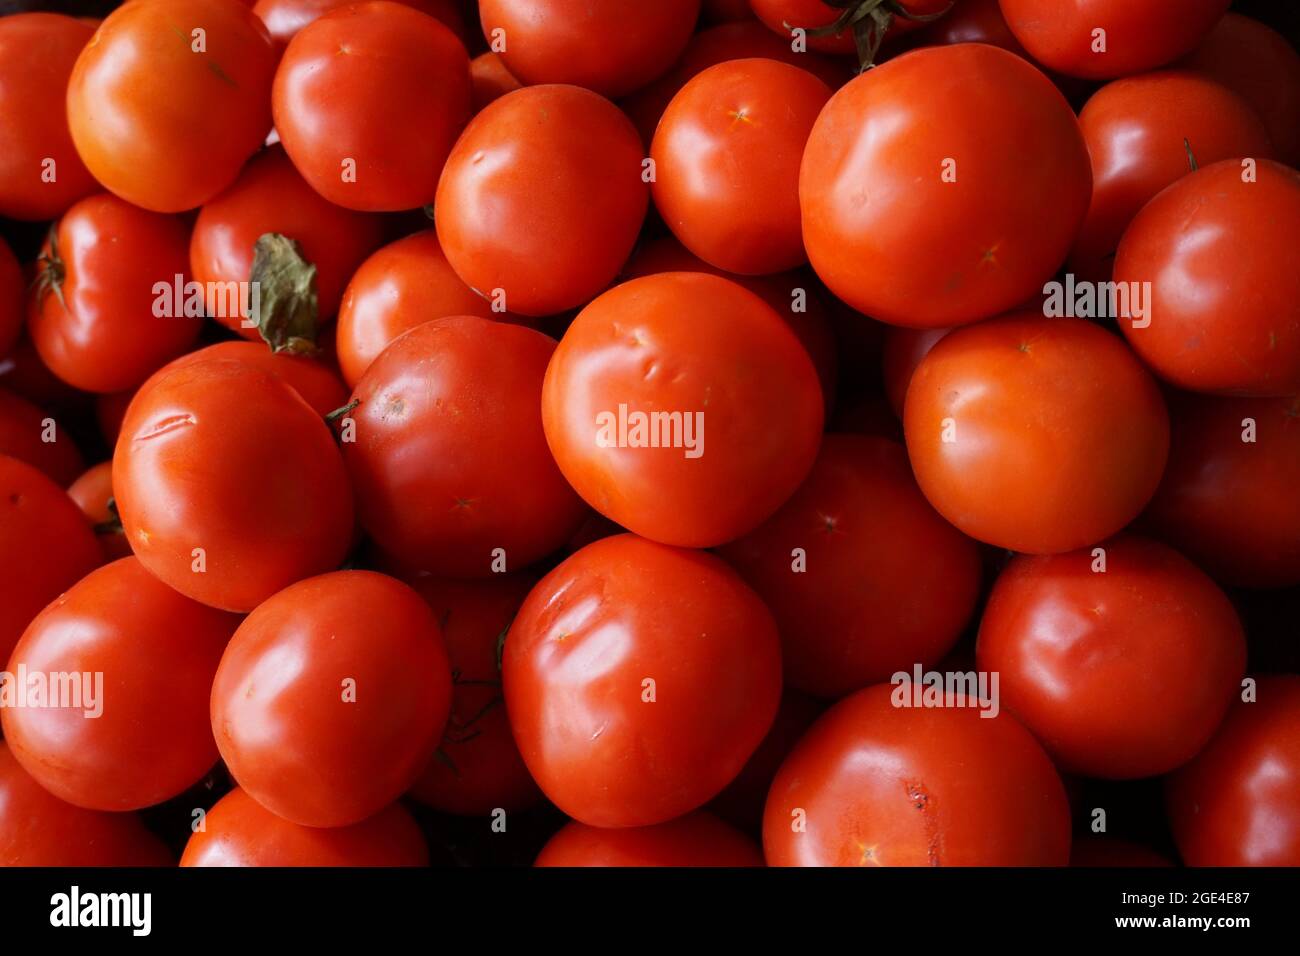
top-left (66, 0), bottom-right (278, 212)
top-left (652, 58), bottom-right (831, 275)
top-left (211, 570), bottom-right (452, 827)
top-left (543, 272), bottom-right (824, 548)
top-left (763, 683), bottom-right (1071, 866)
top-left (0, 14), bottom-right (97, 221)
top-left (182, 788), bottom-right (428, 866)
top-left (478, 0), bottom-right (700, 99)
top-left (504, 534), bottom-right (783, 828)
top-left (344, 316), bottom-right (587, 576)
top-left (0, 742), bottom-right (172, 866)
top-left (536, 812), bottom-right (764, 867)
top-left (31, 194), bottom-right (199, 394)
top-left (0, 388), bottom-right (85, 486)
top-left (720, 434), bottom-right (982, 699)
top-left (0, 238), bottom-right (19, 358)
top-left (469, 52), bottom-right (522, 112)
top-left (904, 313), bottom-right (1169, 554)
top-left (66, 461), bottom-right (132, 563)
top-left (998, 0), bottom-right (1230, 80)
top-left (1114, 159), bottom-right (1300, 397)
top-left (113, 356), bottom-right (354, 612)
top-left (436, 84), bottom-right (649, 317)
top-left (977, 536), bottom-right (1246, 779)
top-left (255, 0), bottom-right (467, 47)
top-left (273, 1), bottom-right (471, 211)
top-left (800, 44), bottom-right (1091, 328)
top-left (2, 557), bottom-right (239, 811)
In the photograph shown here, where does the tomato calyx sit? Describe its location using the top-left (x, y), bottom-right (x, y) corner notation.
top-left (794, 0), bottom-right (953, 69)
top-left (93, 497), bottom-right (125, 537)
top-left (33, 224), bottom-right (67, 310)
top-left (249, 233), bottom-right (321, 356)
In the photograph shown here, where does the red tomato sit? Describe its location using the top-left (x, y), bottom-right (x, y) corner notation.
top-left (720, 434), bottom-right (982, 698)
top-left (652, 59), bottom-right (831, 275)
top-left (0, 238), bottom-right (20, 359)
top-left (0, 388), bottom-right (84, 486)
top-left (190, 146), bottom-right (386, 339)
top-left (435, 84), bottom-right (649, 316)
top-left (406, 574), bottom-right (544, 816)
top-left (998, 0), bottom-right (1230, 79)
top-left (503, 534), bottom-right (783, 827)
top-left (764, 683), bottom-right (1071, 866)
top-left (1070, 837), bottom-right (1173, 868)
top-left (543, 272), bottom-right (824, 547)
top-left (66, 0), bottom-right (278, 212)
top-left (1114, 158), bottom-right (1300, 397)
top-left (478, 0), bottom-right (700, 99)
top-left (977, 536), bottom-right (1246, 779)
top-left (343, 316), bottom-right (587, 576)
top-left (211, 570), bottom-right (452, 827)
top-left (66, 461), bottom-right (132, 563)
top-left (2, 557), bottom-right (239, 810)
top-left (800, 44), bottom-right (1091, 328)
top-left (0, 14), bottom-right (97, 221)
top-left (0, 742), bottom-right (172, 866)
top-left (535, 812), bottom-right (764, 867)
top-left (273, 1), bottom-right (471, 211)
top-left (1069, 71), bottom-right (1273, 281)
top-left (904, 313), bottom-right (1169, 554)
top-left (881, 325), bottom-right (950, 418)
top-left (469, 52), bottom-right (522, 112)
top-left (31, 194), bottom-right (199, 394)
top-left (751, 0), bottom-right (948, 57)
top-left (113, 356), bottom-right (354, 612)
top-left (254, 0), bottom-right (467, 47)
top-left (1167, 675), bottom-right (1300, 866)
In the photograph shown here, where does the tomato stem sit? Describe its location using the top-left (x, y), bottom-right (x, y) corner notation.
top-left (792, 0), bottom-right (954, 71)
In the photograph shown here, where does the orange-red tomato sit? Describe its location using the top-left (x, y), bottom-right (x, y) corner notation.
top-left (66, 461), bottom-right (132, 563)
top-left (535, 812), bottom-right (764, 867)
top-left (0, 388), bottom-right (84, 486)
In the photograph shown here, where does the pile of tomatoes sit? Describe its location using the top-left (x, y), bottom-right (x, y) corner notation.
top-left (1, 0), bottom-right (1298, 869)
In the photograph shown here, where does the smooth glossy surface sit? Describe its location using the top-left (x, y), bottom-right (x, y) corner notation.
top-left (536, 812), bottom-right (764, 867)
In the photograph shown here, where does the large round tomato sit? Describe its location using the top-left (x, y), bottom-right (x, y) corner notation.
top-left (764, 683), bottom-right (1071, 866)
top-left (998, 0), bottom-right (1230, 79)
top-left (720, 434), bottom-right (982, 698)
top-left (904, 313), bottom-right (1169, 553)
top-left (543, 272), bottom-right (824, 547)
top-left (535, 812), bottom-right (764, 867)
top-left (503, 534), bottom-right (783, 827)
top-left (800, 43), bottom-right (1091, 327)
top-left (254, 0), bottom-right (467, 47)
top-left (0, 388), bottom-right (84, 486)
top-left (1114, 158), bottom-right (1300, 397)
top-left (478, 0), bottom-right (699, 99)
top-left (2, 557), bottom-right (239, 811)
top-left (436, 85), bottom-right (649, 317)
top-left (211, 570), bottom-right (452, 827)
top-left (113, 355), bottom-right (354, 612)
top-left (182, 788), bottom-right (428, 867)
top-left (977, 536), bottom-right (1246, 779)
top-left (66, 0), bottom-right (277, 212)
top-left (652, 59), bottom-right (831, 275)
top-left (1167, 675), bottom-right (1300, 866)
top-left (31, 194), bottom-right (199, 394)
top-left (343, 316), bottom-right (587, 576)
top-left (0, 14), bottom-right (97, 221)
top-left (67, 461), bottom-right (132, 563)
top-left (272, 1), bottom-right (471, 211)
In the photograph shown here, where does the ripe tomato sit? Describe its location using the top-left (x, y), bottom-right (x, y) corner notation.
top-left (435, 84), bottom-right (649, 316)
top-left (478, 0), bottom-right (700, 99)
top-left (182, 787), bottom-right (428, 867)
top-left (0, 14), bottom-right (97, 221)
top-left (904, 313), bottom-right (1169, 554)
top-left (543, 272), bottom-right (824, 547)
top-left (0, 742), bottom-right (172, 866)
top-left (272, 1), bottom-right (471, 211)
top-left (751, 0), bottom-right (947, 57)
top-left (764, 683), bottom-right (1071, 866)
top-left (211, 570), bottom-right (452, 827)
top-left (881, 325), bottom-right (950, 418)
top-left (469, 52), bottom-right (522, 112)
top-left (406, 574), bottom-right (544, 816)
top-left (720, 434), bottom-right (982, 698)
top-left (503, 534), bottom-right (783, 827)
top-left (0, 238), bottom-right (20, 359)
top-left (1069, 71), bottom-right (1273, 281)
top-left (998, 0), bottom-right (1230, 80)
top-left (0, 388), bottom-right (84, 486)
top-left (31, 194), bottom-right (199, 394)
top-left (254, 0), bottom-right (467, 47)
top-left (977, 536), bottom-right (1246, 779)
top-left (2, 557), bottom-right (239, 811)
top-left (535, 812), bottom-right (764, 867)
top-left (652, 59), bottom-right (831, 275)
top-left (1070, 837), bottom-right (1173, 868)
top-left (1167, 675), bottom-right (1300, 866)
top-left (113, 356), bottom-right (354, 612)
top-left (1114, 158), bottom-right (1300, 397)
top-left (66, 0), bottom-right (278, 212)
top-left (1142, 394), bottom-right (1300, 590)
top-left (190, 146), bottom-right (385, 340)
top-left (800, 44), bottom-right (1091, 328)
top-left (66, 461), bottom-right (132, 563)
top-left (344, 316), bottom-right (587, 576)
